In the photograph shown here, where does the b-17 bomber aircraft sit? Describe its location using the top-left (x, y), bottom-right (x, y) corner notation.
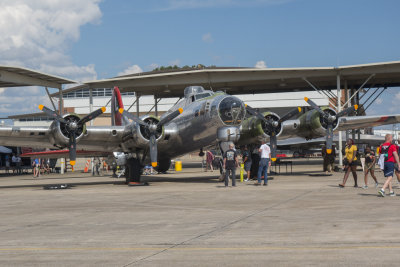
top-left (1, 84), bottom-right (400, 185)
top-left (2, 61), bottom-right (400, 185)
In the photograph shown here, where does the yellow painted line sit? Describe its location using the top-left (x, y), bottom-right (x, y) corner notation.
top-left (2, 246), bottom-right (400, 251)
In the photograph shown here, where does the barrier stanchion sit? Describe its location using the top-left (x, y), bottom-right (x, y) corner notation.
top-left (240, 163), bottom-right (244, 182)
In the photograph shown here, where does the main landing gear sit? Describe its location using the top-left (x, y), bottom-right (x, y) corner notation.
top-left (125, 158), bottom-right (142, 185)
top-left (125, 158), bottom-right (171, 186)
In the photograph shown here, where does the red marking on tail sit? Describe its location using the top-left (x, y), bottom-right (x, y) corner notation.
top-left (112, 86), bottom-right (124, 126)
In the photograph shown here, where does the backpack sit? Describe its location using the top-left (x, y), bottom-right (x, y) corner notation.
top-left (380, 144), bottom-right (394, 162)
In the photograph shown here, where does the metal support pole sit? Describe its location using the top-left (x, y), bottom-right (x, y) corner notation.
top-left (343, 74), bottom-right (375, 107)
top-left (337, 74), bottom-right (343, 168)
top-left (105, 98), bottom-right (112, 108)
top-left (155, 97), bottom-right (158, 117)
top-left (89, 88), bottom-right (93, 126)
top-left (173, 97), bottom-right (182, 106)
top-left (136, 94), bottom-right (140, 117)
top-left (362, 87), bottom-right (381, 108)
top-left (302, 77), bottom-right (337, 109)
top-left (44, 87), bottom-right (57, 111)
top-left (364, 87), bottom-right (387, 111)
top-left (58, 87), bottom-right (63, 116)
top-left (147, 98), bottom-right (162, 115)
top-left (126, 98), bottom-right (137, 112)
top-left (344, 80), bottom-right (349, 141)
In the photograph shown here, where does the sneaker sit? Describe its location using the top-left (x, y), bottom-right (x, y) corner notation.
top-left (390, 191), bottom-right (396, 197)
top-left (362, 185), bottom-right (368, 189)
top-left (375, 183), bottom-right (379, 188)
top-left (244, 179), bottom-right (249, 182)
top-left (263, 183), bottom-right (268, 186)
top-left (378, 189), bottom-right (385, 197)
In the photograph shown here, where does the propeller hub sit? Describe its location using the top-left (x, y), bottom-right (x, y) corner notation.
top-left (149, 124), bottom-right (158, 132)
top-left (272, 121), bottom-right (279, 128)
top-left (69, 121), bottom-right (78, 131)
top-left (327, 115), bottom-right (336, 123)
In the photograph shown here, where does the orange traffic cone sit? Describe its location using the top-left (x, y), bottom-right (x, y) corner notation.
top-left (83, 159), bottom-right (91, 173)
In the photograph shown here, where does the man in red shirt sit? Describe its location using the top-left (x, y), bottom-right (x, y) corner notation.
top-left (378, 134), bottom-right (400, 197)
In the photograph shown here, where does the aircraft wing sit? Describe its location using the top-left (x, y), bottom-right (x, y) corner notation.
top-left (0, 125), bottom-right (126, 152)
top-left (337, 114), bottom-right (400, 131)
top-left (20, 150), bottom-right (112, 159)
top-left (278, 133), bottom-right (384, 147)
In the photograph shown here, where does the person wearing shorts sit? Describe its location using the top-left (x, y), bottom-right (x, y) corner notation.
top-left (378, 134), bottom-right (400, 197)
top-left (362, 146), bottom-right (378, 189)
top-left (339, 139), bottom-right (358, 188)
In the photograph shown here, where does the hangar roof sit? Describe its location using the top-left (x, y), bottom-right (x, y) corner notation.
top-left (57, 61), bottom-right (400, 98)
top-left (0, 65), bottom-right (76, 89)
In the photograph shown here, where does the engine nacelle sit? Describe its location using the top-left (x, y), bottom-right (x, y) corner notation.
top-left (121, 115), bottom-right (164, 149)
top-left (48, 114), bottom-right (86, 147)
top-left (237, 111), bottom-right (283, 145)
top-left (297, 108), bottom-right (339, 139)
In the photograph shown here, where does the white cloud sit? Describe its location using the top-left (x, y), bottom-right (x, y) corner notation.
top-left (117, 65), bottom-right (143, 76)
top-left (375, 98), bottom-right (383, 104)
top-left (0, 0), bottom-right (102, 117)
top-left (255, 60), bottom-right (267, 68)
top-left (202, 33), bottom-right (214, 43)
top-left (395, 92), bottom-right (400, 100)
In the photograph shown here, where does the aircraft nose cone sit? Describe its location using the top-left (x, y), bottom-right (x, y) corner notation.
top-left (218, 96), bottom-right (245, 126)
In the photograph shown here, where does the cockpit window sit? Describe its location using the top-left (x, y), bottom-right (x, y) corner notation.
top-left (194, 93), bottom-right (212, 101)
top-left (218, 97), bottom-right (245, 126)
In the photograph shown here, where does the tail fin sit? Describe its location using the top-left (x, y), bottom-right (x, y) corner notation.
top-left (111, 86), bottom-right (126, 126)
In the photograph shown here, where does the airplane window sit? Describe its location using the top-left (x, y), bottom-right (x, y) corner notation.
top-left (194, 93), bottom-right (211, 101)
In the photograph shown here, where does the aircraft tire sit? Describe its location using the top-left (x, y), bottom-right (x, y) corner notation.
top-left (156, 158), bottom-right (171, 173)
top-left (126, 158), bottom-right (141, 183)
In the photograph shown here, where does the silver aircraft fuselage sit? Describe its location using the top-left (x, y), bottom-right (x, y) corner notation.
top-left (121, 91), bottom-right (246, 162)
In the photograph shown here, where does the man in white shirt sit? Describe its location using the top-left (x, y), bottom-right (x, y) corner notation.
top-left (256, 139), bottom-right (271, 186)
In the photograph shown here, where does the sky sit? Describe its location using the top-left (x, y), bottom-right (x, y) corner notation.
top-left (0, 0), bottom-right (400, 120)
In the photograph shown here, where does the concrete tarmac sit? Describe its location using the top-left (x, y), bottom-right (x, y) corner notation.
top-left (1, 159), bottom-right (400, 266)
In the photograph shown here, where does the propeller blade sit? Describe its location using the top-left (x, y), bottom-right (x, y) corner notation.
top-left (304, 97), bottom-right (325, 116)
top-left (78, 107), bottom-right (106, 126)
top-left (245, 104), bottom-right (269, 124)
top-left (39, 105), bottom-right (67, 124)
top-left (326, 124), bottom-right (334, 154)
top-left (118, 108), bottom-right (147, 127)
top-left (270, 133), bottom-right (278, 162)
top-left (68, 131), bottom-right (77, 166)
top-left (336, 105), bottom-right (358, 118)
top-left (149, 134), bottom-right (158, 167)
top-left (279, 107), bottom-right (302, 123)
top-left (157, 108), bottom-right (183, 127)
